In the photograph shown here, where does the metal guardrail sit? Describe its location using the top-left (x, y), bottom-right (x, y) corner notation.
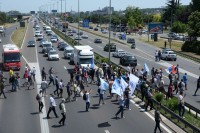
top-left (152, 99), bottom-right (200, 133)
top-left (41, 17), bottom-right (200, 132)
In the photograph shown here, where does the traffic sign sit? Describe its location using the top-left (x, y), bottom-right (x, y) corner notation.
top-left (82, 19), bottom-right (90, 28)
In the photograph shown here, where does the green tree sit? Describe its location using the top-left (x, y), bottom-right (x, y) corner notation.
top-left (187, 11), bottom-right (200, 38)
top-left (152, 14), bottom-right (161, 22)
top-left (171, 21), bottom-right (186, 33)
top-left (190, 0), bottom-right (200, 12)
top-left (127, 16), bottom-right (136, 32)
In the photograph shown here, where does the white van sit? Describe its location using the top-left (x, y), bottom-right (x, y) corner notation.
top-left (64, 46), bottom-right (74, 59)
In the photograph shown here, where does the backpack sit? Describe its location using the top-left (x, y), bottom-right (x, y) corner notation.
top-left (178, 82), bottom-right (182, 88)
top-left (59, 103), bottom-right (62, 110)
top-left (83, 93), bottom-right (87, 101)
top-left (36, 94), bottom-right (40, 101)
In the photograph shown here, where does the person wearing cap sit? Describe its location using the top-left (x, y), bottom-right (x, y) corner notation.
top-left (58, 98), bottom-right (66, 125)
top-left (47, 94), bottom-right (59, 119)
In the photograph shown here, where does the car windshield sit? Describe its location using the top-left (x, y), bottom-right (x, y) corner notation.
top-left (49, 51), bottom-right (57, 55)
top-left (43, 44), bottom-right (51, 47)
top-left (127, 56), bottom-right (135, 60)
top-left (28, 41), bottom-right (35, 44)
top-left (169, 52), bottom-right (175, 54)
top-left (66, 50), bottom-right (73, 53)
top-left (80, 58), bottom-right (92, 64)
top-left (4, 53), bottom-right (20, 63)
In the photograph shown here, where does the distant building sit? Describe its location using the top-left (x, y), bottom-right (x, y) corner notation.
top-left (91, 6), bottom-right (114, 15)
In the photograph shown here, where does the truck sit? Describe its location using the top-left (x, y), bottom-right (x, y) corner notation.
top-left (71, 45), bottom-right (94, 67)
top-left (2, 44), bottom-right (21, 70)
top-left (54, 17), bottom-right (60, 24)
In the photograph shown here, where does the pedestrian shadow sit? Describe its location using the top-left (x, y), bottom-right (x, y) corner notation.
top-left (52, 125), bottom-right (62, 128)
top-left (112, 102), bottom-right (119, 105)
top-left (77, 110), bottom-right (87, 113)
top-left (92, 95), bottom-right (99, 98)
top-left (111, 100), bottom-right (118, 102)
top-left (30, 112), bottom-right (40, 115)
top-left (98, 121), bottom-right (111, 128)
top-left (90, 105), bottom-right (99, 109)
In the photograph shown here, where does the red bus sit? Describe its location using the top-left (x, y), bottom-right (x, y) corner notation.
top-left (2, 44), bottom-right (21, 71)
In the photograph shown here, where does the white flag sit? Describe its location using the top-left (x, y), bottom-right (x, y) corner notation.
top-left (100, 78), bottom-right (109, 90)
top-left (120, 77), bottom-right (128, 92)
top-left (129, 73), bottom-right (139, 95)
top-left (143, 63), bottom-right (150, 73)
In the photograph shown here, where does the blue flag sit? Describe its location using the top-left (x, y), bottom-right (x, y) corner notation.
top-left (100, 78), bottom-right (109, 90)
top-left (90, 56), bottom-right (94, 69)
top-left (111, 79), bottom-right (123, 96)
top-left (129, 73), bottom-right (139, 95)
top-left (143, 63), bottom-right (150, 73)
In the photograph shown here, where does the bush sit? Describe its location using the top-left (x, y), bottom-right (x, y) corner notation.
top-left (181, 41), bottom-right (200, 54)
top-left (166, 97), bottom-right (178, 111)
top-left (155, 93), bottom-right (164, 103)
top-left (101, 58), bottom-right (109, 63)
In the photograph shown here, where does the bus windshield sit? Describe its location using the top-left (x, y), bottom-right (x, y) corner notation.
top-left (80, 58), bottom-right (92, 64)
top-left (4, 53), bottom-right (20, 63)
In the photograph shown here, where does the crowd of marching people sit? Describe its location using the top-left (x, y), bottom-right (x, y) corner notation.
top-left (1, 60), bottom-right (200, 130)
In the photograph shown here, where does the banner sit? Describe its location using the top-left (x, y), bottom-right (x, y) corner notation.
top-left (129, 74), bottom-right (139, 95)
top-left (100, 78), bottom-right (109, 90)
top-left (111, 79), bottom-right (123, 96)
top-left (120, 77), bottom-right (128, 92)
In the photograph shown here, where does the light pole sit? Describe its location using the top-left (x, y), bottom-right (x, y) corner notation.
top-left (61, 0), bottom-right (62, 17)
top-left (108, 0), bottom-right (111, 64)
top-left (78, 0), bottom-right (80, 45)
top-left (64, 0), bottom-right (67, 37)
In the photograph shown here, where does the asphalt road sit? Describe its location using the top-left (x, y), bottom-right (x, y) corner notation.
top-left (67, 23), bottom-right (200, 110)
top-left (0, 22), bottom-right (40, 133)
top-left (33, 17), bottom-right (171, 133)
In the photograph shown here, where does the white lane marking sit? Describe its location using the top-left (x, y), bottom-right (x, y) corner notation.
top-left (130, 100), bottom-right (172, 133)
top-left (105, 130), bottom-right (110, 133)
top-left (21, 21), bottom-right (30, 49)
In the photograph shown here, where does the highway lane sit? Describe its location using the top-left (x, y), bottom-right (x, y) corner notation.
top-left (66, 24), bottom-right (200, 110)
top-left (0, 21), bottom-right (40, 133)
top-left (36, 19), bottom-right (171, 133)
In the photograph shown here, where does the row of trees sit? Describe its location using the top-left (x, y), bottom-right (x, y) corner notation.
top-left (0, 12), bottom-right (16, 25)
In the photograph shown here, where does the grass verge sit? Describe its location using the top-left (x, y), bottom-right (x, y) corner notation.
top-left (11, 23), bottom-right (27, 48)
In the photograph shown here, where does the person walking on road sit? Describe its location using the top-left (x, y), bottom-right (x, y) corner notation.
top-left (32, 66), bottom-right (36, 82)
top-left (58, 79), bottom-right (64, 98)
top-left (154, 105), bottom-right (163, 133)
top-left (36, 90), bottom-right (43, 113)
top-left (175, 64), bottom-right (179, 80)
top-left (83, 89), bottom-right (92, 112)
top-left (145, 88), bottom-right (153, 111)
top-left (47, 94), bottom-right (59, 119)
top-left (182, 73), bottom-right (188, 90)
top-left (0, 80), bottom-right (6, 99)
top-left (54, 76), bottom-right (59, 96)
top-left (41, 67), bottom-right (47, 80)
top-left (58, 98), bottom-right (66, 126)
top-left (115, 96), bottom-right (125, 119)
top-left (66, 82), bottom-right (72, 102)
top-left (98, 88), bottom-right (106, 106)
top-left (41, 79), bottom-right (48, 97)
top-left (194, 76), bottom-right (200, 96)
top-left (48, 73), bottom-right (54, 86)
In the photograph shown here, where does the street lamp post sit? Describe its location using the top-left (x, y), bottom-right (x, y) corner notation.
top-left (108, 0), bottom-right (111, 64)
top-left (64, 0), bottom-right (67, 37)
top-left (78, 0), bottom-right (80, 45)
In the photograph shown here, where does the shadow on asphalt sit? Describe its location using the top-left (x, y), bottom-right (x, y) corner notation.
top-left (98, 122), bottom-right (111, 128)
top-left (77, 110), bottom-right (87, 113)
top-left (90, 106), bottom-right (99, 109)
top-left (52, 125), bottom-right (62, 128)
top-left (92, 95), bottom-right (99, 98)
top-left (30, 112), bottom-right (40, 115)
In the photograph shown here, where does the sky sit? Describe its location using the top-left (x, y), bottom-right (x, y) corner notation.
top-left (0, 0), bottom-right (191, 13)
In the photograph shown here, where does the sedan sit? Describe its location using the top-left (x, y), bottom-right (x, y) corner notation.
top-left (161, 50), bottom-right (177, 61)
top-left (120, 55), bottom-right (137, 66)
top-left (74, 35), bottom-right (81, 40)
top-left (81, 34), bottom-right (88, 39)
top-left (58, 43), bottom-right (69, 51)
top-left (94, 38), bottom-right (102, 43)
top-left (48, 50), bottom-right (60, 61)
top-left (27, 40), bottom-right (35, 47)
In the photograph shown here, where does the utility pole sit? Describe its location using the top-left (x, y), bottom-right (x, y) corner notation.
top-left (78, 0), bottom-right (80, 45)
top-left (108, 0), bottom-right (111, 64)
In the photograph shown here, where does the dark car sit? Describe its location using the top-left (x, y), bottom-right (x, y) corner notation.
top-left (104, 44), bottom-right (116, 52)
top-left (45, 47), bottom-right (54, 56)
top-left (58, 43), bottom-right (69, 51)
top-left (62, 28), bottom-right (66, 32)
top-left (120, 55), bottom-right (137, 66)
top-left (94, 38), bottom-right (102, 43)
top-left (27, 40), bottom-right (35, 47)
top-left (94, 27), bottom-right (98, 31)
top-left (127, 38), bottom-right (135, 43)
top-left (131, 43), bottom-right (136, 49)
top-left (89, 26), bottom-right (93, 29)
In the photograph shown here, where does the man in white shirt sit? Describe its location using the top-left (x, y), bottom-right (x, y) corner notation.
top-left (32, 66), bottom-right (36, 82)
top-left (84, 89), bottom-right (92, 112)
top-left (178, 91), bottom-right (185, 118)
top-left (41, 79), bottom-right (48, 97)
top-left (47, 94), bottom-right (59, 119)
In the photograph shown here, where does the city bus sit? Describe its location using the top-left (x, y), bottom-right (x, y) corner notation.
top-left (2, 44), bottom-right (21, 71)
